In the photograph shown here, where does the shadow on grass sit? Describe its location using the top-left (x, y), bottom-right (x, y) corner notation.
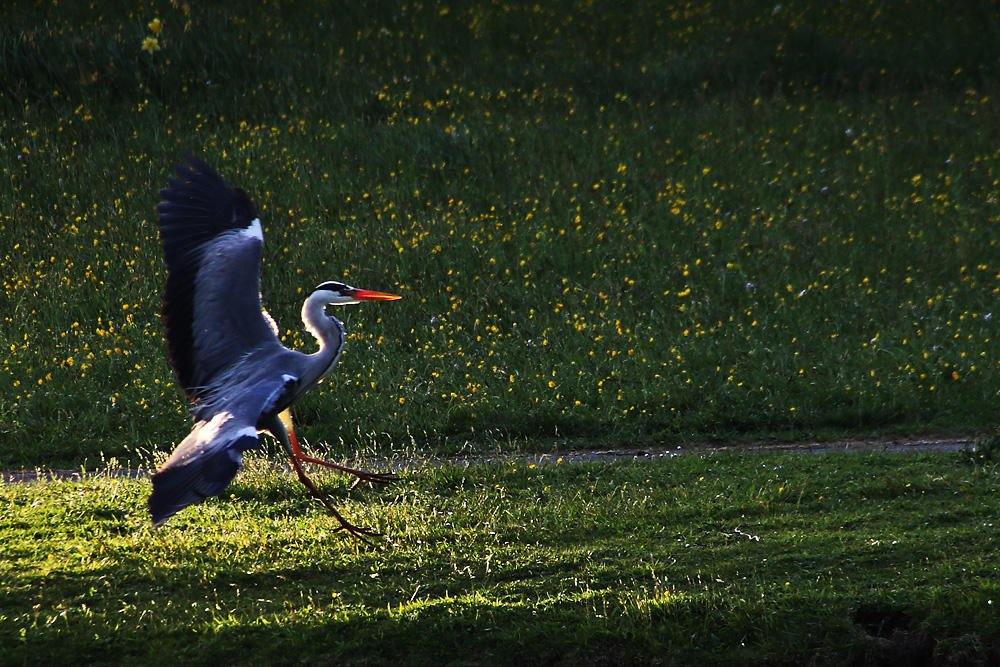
top-left (11, 561), bottom-right (997, 667)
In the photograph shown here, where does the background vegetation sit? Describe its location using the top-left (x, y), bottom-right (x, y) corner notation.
top-left (4, 0), bottom-right (1000, 468)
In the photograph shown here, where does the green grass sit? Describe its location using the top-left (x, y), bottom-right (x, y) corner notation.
top-left (3, 451), bottom-right (1000, 666)
top-left (4, 1), bottom-right (1000, 663)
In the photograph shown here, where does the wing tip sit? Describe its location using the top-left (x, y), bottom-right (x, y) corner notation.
top-left (147, 433), bottom-right (258, 526)
top-left (157, 152), bottom-right (260, 235)
top-left (148, 466), bottom-right (206, 527)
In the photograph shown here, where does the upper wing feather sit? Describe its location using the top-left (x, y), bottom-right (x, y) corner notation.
top-left (157, 152), bottom-right (280, 400)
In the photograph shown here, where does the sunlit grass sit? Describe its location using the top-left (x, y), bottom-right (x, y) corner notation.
top-left (2, 451), bottom-right (1000, 665)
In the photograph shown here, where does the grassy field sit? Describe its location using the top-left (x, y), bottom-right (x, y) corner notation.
top-left (4, 0), bottom-right (1000, 663)
top-left (3, 450), bottom-right (1000, 666)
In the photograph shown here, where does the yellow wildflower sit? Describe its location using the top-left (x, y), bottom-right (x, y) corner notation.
top-left (141, 37), bottom-right (161, 54)
top-left (148, 18), bottom-right (162, 34)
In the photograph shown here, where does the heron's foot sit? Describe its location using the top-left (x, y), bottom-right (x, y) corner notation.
top-left (291, 451), bottom-right (399, 489)
top-left (348, 469), bottom-right (400, 491)
top-left (330, 516), bottom-right (384, 545)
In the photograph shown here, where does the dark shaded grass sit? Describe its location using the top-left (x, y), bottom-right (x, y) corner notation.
top-left (5, 0), bottom-right (1000, 466)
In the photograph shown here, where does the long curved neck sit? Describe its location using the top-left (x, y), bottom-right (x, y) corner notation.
top-left (301, 293), bottom-right (346, 381)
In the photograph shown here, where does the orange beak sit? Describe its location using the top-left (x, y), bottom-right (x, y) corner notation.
top-left (348, 288), bottom-right (402, 301)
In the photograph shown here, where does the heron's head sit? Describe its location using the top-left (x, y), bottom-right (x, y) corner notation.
top-left (311, 281), bottom-right (402, 306)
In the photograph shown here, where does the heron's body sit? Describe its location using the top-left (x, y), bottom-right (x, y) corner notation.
top-left (149, 153), bottom-right (400, 539)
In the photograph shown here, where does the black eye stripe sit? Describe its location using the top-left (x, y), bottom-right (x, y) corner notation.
top-left (313, 281), bottom-right (351, 294)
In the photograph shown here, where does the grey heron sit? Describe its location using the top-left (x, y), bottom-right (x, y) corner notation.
top-left (149, 152), bottom-right (401, 540)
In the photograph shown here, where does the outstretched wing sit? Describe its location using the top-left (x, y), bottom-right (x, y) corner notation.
top-left (149, 373), bottom-right (297, 526)
top-left (157, 152), bottom-right (279, 401)
top-left (148, 412), bottom-right (259, 527)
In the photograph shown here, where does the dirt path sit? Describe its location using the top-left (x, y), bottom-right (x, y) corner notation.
top-left (1, 435), bottom-right (976, 485)
top-left (469, 435), bottom-right (974, 466)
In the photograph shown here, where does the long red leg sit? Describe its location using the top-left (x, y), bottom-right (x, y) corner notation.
top-left (285, 455), bottom-right (379, 544)
top-left (265, 411), bottom-right (393, 542)
top-left (287, 426), bottom-right (399, 489)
